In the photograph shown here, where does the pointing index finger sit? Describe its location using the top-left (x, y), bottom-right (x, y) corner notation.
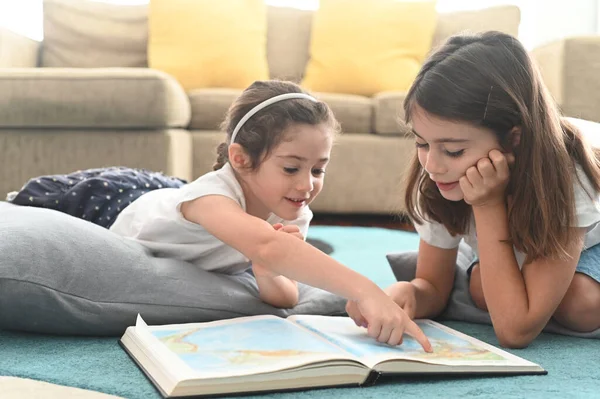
top-left (405, 320), bottom-right (433, 353)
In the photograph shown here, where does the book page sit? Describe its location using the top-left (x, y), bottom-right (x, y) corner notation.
top-left (289, 316), bottom-right (537, 369)
top-left (137, 315), bottom-right (360, 379)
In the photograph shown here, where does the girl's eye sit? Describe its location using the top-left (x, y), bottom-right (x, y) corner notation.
top-left (445, 150), bottom-right (465, 158)
top-left (415, 142), bottom-right (428, 149)
top-left (312, 169), bottom-right (325, 176)
top-left (284, 167), bottom-right (298, 174)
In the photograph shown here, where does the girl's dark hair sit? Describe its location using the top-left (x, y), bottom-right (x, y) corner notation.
top-left (403, 31), bottom-right (600, 263)
top-left (213, 80), bottom-right (340, 171)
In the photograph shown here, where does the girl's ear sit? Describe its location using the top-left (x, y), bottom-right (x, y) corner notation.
top-left (228, 143), bottom-right (250, 170)
top-left (509, 126), bottom-right (522, 148)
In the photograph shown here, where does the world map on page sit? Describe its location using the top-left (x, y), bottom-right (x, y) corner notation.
top-left (152, 318), bottom-right (349, 373)
top-left (293, 317), bottom-right (505, 361)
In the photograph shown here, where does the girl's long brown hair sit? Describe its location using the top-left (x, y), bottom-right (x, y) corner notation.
top-left (403, 31), bottom-right (600, 263)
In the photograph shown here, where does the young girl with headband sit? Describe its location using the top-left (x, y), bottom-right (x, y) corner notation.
top-left (107, 80), bottom-right (431, 349)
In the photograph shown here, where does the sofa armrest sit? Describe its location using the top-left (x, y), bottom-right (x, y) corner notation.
top-left (0, 28), bottom-right (40, 67)
top-left (531, 36), bottom-right (600, 123)
top-left (0, 68), bottom-right (190, 128)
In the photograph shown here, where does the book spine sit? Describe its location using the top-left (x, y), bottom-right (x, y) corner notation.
top-left (361, 371), bottom-right (382, 387)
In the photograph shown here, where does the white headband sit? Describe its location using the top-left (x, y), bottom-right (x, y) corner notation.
top-left (230, 93), bottom-right (319, 145)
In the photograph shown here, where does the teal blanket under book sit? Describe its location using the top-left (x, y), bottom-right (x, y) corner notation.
top-left (1, 319), bottom-right (598, 399)
top-left (1, 226), bottom-right (599, 398)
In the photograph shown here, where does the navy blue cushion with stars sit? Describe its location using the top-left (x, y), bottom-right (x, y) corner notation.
top-left (8, 167), bottom-right (187, 228)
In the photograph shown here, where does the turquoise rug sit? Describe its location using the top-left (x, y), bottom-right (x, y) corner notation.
top-left (1, 227), bottom-right (599, 398)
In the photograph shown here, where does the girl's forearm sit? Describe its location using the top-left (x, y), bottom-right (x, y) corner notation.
top-left (411, 278), bottom-right (450, 318)
top-left (255, 233), bottom-right (382, 302)
top-left (255, 274), bottom-right (299, 308)
top-left (473, 204), bottom-right (540, 345)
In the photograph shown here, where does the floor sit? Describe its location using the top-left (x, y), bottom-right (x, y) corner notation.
top-left (312, 213), bottom-right (416, 232)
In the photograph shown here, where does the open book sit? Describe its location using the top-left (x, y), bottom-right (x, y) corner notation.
top-left (120, 315), bottom-right (546, 398)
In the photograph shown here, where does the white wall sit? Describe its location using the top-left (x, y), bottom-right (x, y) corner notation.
top-left (0, 0), bottom-right (598, 48)
top-left (433, 0), bottom-right (599, 49)
top-left (598, 0), bottom-right (600, 32)
top-left (0, 0), bottom-right (42, 41)
top-left (518, 0), bottom-right (599, 48)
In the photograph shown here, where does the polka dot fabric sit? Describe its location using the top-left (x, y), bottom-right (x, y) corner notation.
top-left (8, 167), bottom-right (187, 228)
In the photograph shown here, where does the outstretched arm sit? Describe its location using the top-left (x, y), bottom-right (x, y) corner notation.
top-left (180, 195), bottom-right (432, 351)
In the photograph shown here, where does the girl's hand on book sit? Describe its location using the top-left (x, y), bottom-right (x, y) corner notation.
top-left (459, 150), bottom-right (514, 208)
top-left (346, 300), bottom-right (368, 328)
top-left (346, 282), bottom-right (417, 327)
top-left (355, 291), bottom-right (433, 352)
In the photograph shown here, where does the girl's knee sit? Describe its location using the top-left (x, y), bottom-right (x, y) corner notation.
top-left (555, 273), bottom-right (600, 332)
top-left (469, 264), bottom-right (488, 311)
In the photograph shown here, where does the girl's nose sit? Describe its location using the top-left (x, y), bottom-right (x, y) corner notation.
top-left (297, 173), bottom-right (314, 192)
top-left (424, 151), bottom-right (447, 176)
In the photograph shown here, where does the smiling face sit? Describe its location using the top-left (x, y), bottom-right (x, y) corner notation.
top-left (239, 122), bottom-right (333, 220)
top-left (411, 105), bottom-right (504, 201)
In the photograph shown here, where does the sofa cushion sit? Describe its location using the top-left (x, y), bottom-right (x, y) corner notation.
top-left (0, 28), bottom-right (40, 68)
top-left (0, 129), bottom-right (193, 199)
top-left (433, 5), bottom-right (521, 49)
top-left (315, 92), bottom-right (373, 133)
top-left (188, 88), bottom-right (241, 131)
top-left (0, 68), bottom-right (190, 129)
top-left (373, 92), bottom-right (411, 136)
top-left (42, 0), bottom-right (148, 68)
top-left (534, 38), bottom-right (600, 124)
top-left (188, 89), bottom-right (372, 134)
top-left (310, 134), bottom-right (415, 213)
top-left (148, 0), bottom-right (269, 91)
top-left (267, 6), bottom-right (313, 82)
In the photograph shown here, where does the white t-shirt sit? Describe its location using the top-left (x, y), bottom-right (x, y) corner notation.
top-left (109, 163), bottom-right (312, 274)
top-left (414, 165), bottom-right (600, 268)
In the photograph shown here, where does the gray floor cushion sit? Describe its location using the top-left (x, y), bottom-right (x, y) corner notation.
top-left (0, 202), bottom-right (345, 336)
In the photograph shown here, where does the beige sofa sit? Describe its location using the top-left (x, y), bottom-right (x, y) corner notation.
top-left (0, 2), bottom-right (597, 214)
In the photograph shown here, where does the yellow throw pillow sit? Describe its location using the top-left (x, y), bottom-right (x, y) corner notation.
top-left (302, 0), bottom-right (437, 97)
top-left (148, 0), bottom-right (269, 91)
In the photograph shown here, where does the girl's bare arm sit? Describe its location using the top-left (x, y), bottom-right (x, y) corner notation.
top-left (412, 240), bottom-right (458, 318)
top-left (253, 270), bottom-right (299, 308)
top-left (180, 195), bottom-right (381, 300)
top-left (473, 204), bottom-right (583, 348)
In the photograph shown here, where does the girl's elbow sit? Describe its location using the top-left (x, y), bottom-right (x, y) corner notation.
top-left (495, 326), bottom-right (536, 349)
top-left (430, 300), bottom-right (450, 320)
top-left (261, 290), bottom-right (299, 309)
top-left (255, 232), bottom-right (293, 266)
top-left (280, 292), bottom-right (299, 309)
